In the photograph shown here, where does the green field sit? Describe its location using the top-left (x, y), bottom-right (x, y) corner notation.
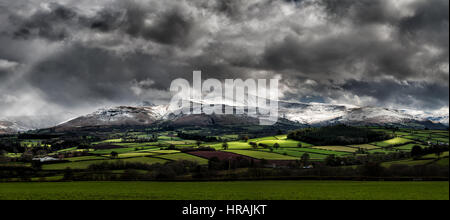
top-left (313, 146), bottom-right (359, 153)
top-left (371, 138), bottom-right (413, 147)
top-left (156, 153), bottom-right (209, 165)
top-left (394, 144), bottom-right (427, 151)
top-left (42, 157), bottom-right (168, 170)
top-left (3, 128), bottom-right (448, 172)
top-left (421, 151), bottom-right (449, 159)
top-left (288, 148), bottom-right (351, 156)
top-left (350, 144), bottom-right (380, 150)
top-left (66, 156), bottom-right (107, 162)
top-left (225, 150), bottom-right (299, 160)
top-left (0, 181), bottom-right (447, 200)
top-left (434, 158), bottom-right (449, 166)
top-left (381, 151), bottom-right (449, 167)
top-left (381, 159), bottom-right (434, 167)
top-left (210, 141), bottom-right (252, 150)
top-left (260, 149), bottom-right (328, 160)
top-left (115, 143), bottom-right (160, 148)
top-left (256, 140), bottom-right (313, 148)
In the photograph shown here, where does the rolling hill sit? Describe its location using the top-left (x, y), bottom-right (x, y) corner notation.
top-left (51, 101), bottom-right (448, 131)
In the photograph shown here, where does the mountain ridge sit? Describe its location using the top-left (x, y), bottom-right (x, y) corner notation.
top-left (54, 101), bottom-right (449, 131)
top-left (1, 101), bottom-right (448, 134)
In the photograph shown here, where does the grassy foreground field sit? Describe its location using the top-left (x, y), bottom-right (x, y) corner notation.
top-left (0, 181), bottom-right (448, 200)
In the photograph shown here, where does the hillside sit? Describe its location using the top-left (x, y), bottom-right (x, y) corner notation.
top-left (51, 101), bottom-right (448, 131)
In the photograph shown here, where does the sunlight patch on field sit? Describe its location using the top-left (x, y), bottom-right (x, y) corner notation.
top-left (371, 138), bottom-right (413, 147)
top-left (349, 144), bottom-right (380, 150)
top-left (209, 142), bottom-right (252, 150)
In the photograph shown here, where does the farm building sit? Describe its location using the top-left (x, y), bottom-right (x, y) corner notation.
top-left (32, 157), bottom-right (59, 163)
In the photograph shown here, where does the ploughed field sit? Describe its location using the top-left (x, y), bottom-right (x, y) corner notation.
top-left (0, 181), bottom-right (448, 200)
top-left (1, 128), bottom-right (449, 174)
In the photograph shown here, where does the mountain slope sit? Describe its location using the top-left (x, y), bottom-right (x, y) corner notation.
top-left (54, 106), bottom-right (166, 131)
top-left (53, 101), bottom-right (448, 131)
top-left (0, 120), bottom-right (28, 134)
top-left (280, 103), bottom-right (447, 129)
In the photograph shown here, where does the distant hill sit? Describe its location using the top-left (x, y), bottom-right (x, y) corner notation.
top-left (51, 100), bottom-right (448, 131)
top-left (1, 99), bottom-right (447, 134)
top-left (0, 120), bottom-right (28, 134)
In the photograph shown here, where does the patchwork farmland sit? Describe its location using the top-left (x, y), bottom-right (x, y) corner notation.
top-left (1, 126), bottom-right (449, 182)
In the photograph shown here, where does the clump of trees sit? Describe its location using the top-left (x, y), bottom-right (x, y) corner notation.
top-left (288, 125), bottom-right (393, 146)
top-left (177, 132), bottom-right (218, 142)
top-left (0, 140), bottom-right (24, 153)
top-left (222, 142), bottom-right (229, 150)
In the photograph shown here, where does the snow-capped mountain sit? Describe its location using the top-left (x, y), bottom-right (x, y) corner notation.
top-left (400, 109), bottom-right (449, 126)
top-left (280, 102), bottom-right (448, 129)
top-left (54, 106), bottom-right (166, 130)
top-left (0, 120), bottom-right (29, 134)
top-left (0, 115), bottom-right (65, 134)
top-left (427, 116), bottom-right (449, 126)
top-left (53, 100), bottom-right (449, 131)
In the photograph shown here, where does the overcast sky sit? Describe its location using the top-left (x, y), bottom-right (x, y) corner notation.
top-left (0, 0), bottom-right (448, 119)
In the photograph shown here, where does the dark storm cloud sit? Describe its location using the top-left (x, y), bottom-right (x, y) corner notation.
top-left (9, 1), bottom-right (199, 47)
top-left (10, 3), bottom-right (78, 41)
top-left (341, 80), bottom-right (450, 109)
top-left (260, 0), bottom-right (449, 85)
top-left (0, 0), bottom-right (448, 117)
top-left (399, 0), bottom-right (449, 58)
top-left (26, 43), bottom-right (191, 107)
top-left (321, 0), bottom-right (399, 24)
top-left (88, 3), bottom-right (198, 46)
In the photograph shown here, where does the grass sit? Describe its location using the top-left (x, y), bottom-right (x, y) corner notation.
top-left (247, 135), bottom-right (313, 148)
top-left (210, 142), bottom-right (252, 150)
top-left (381, 159), bottom-right (433, 167)
top-left (56, 147), bottom-right (79, 153)
top-left (115, 153), bottom-right (156, 158)
top-left (156, 153), bottom-right (208, 165)
top-left (66, 156), bottom-right (107, 162)
top-left (118, 157), bottom-right (168, 164)
top-left (371, 138), bottom-right (414, 147)
top-left (313, 146), bottom-right (359, 153)
top-left (256, 140), bottom-right (313, 148)
top-left (0, 181), bottom-right (447, 200)
top-left (5, 153), bottom-right (22, 158)
top-left (42, 160), bottom-right (105, 170)
top-left (394, 144), bottom-right (426, 151)
top-left (275, 135), bottom-right (288, 140)
top-left (146, 150), bottom-right (180, 154)
top-left (349, 144), bottom-right (380, 150)
top-left (162, 140), bottom-right (197, 145)
top-left (115, 143), bottom-right (160, 148)
top-left (42, 157), bottom-right (168, 170)
top-left (158, 136), bottom-right (182, 141)
top-left (434, 158), bottom-right (449, 166)
top-left (90, 147), bottom-right (159, 155)
top-left (433, 137), bottom-right (450, 143)
top-left (369, 149), bottom-right (399, 154)
top-left (289, 148), bottom-right (351, 156)
top-left (248, 136), bottom-right (279, 142)
top-left (225, 150), bottom-right (298, 160)
top-left (260, 149), bottom-right (328, 160)
top-left (421, 152), bottom-right (449, 159)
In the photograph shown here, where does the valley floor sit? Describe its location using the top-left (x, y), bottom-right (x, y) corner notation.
top-left (0, 181), bottom-right (448, 200)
